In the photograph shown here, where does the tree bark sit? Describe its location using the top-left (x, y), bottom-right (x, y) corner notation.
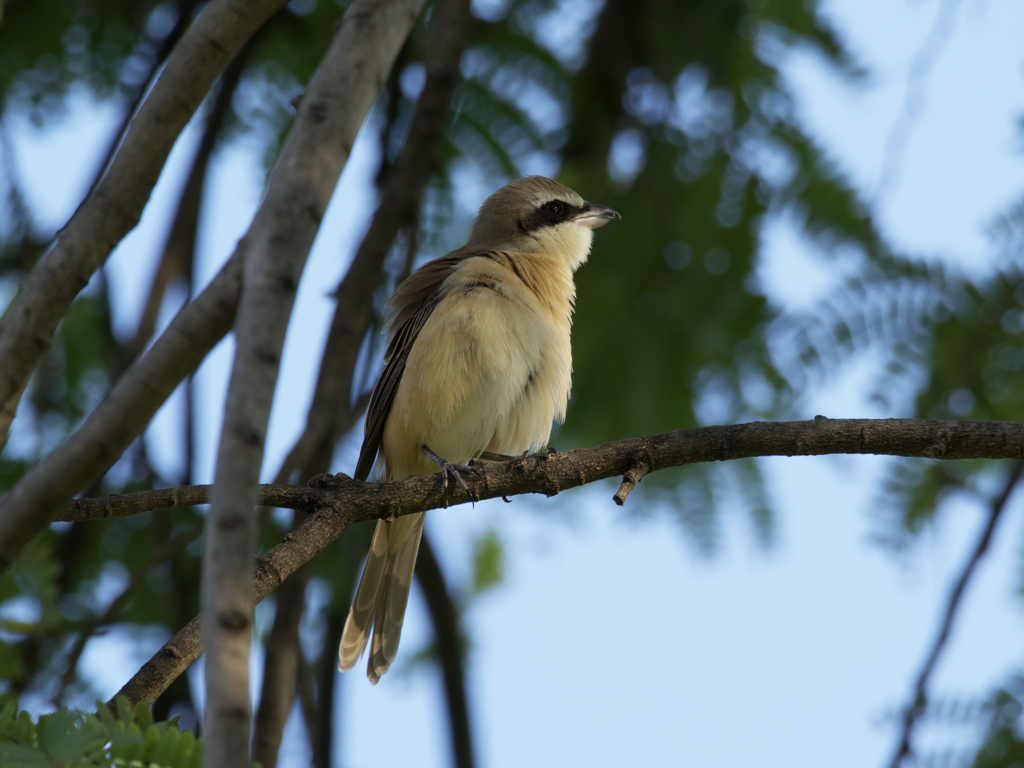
top-left (200, 0), bottom-right (427, 765)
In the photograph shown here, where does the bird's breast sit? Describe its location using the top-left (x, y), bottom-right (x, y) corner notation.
top-left (382, 252), bottom-right (576, 476)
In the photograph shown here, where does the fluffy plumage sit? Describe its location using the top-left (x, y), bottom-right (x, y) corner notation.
top-left (338, 176), bottom-right (619, 683)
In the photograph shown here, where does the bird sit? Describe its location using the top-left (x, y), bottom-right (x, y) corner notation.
top-left (337, 175), bottom-right (620, 683)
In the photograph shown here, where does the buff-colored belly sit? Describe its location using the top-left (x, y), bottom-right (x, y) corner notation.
top-left (382, 281), bottom-right (571, 479)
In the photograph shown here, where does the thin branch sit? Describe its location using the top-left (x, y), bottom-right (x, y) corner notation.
top-left (201, 1), bottom-right (427, 764)
top-left (127, 39), bottom-right (250, 359)
top-left (83, 0), bottom-right (202, 205)
top-left (874, 0), bottom-right (961, 199)
top-left (59, 484), bottom-right (313, 523)
top-left (0, 252), bottom-right (244, 575)
top-left (613, 454), bottom-right (651, 505)
top-left (0, 6), bottom-right (198, 451)
top-left (0, 4), bottom-right (189, 449)
top-left (886, 460), bottom-right (1024, 768)
top-left (294, 650), bottom-right (324, 768)
top-left (106, 417), bottom-right (1024, 708)
top-left (416, 533), bottom-right (475, 768)
top-left (56, 521), bottom-right (204, 704)
top-left (251, 559), bottom-right (309, 768)
top-left (0, 0), bottom-right (289, 427)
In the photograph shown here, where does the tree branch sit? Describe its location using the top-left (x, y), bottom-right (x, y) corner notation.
top-left (294, 649), bottom-right (325, 768)
top-left (104, 418), bottom-right (1024, 708)
top-left (416, 533), bottom-right (475, 768)
top-left (201, 0), bottom-right (427, 763)
top-left (0, 2), bottom-right (195, 450)
top-left (127, 36), bottom-right (251, 359)
top-left (0, 252), bottom-right (243, 575)
top-left (56, 521), bottom-right (204, 705)
top-left (0, 0), bottom-right (288, 425)
top-left (58, 485), bottom-right (312, 523)
top-left (886, 460), bottom-right (1024, 768)
top-left (251, 564), bottom-right (308, 768)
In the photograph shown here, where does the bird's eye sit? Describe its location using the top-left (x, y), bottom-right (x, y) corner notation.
top-left (544, 201), bottom-right (564, 216)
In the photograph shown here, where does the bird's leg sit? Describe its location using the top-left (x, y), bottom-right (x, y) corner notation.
top-left (422, 445), bottom-right (473, 501)
top-left (478, 450), bottom-right (530, 462)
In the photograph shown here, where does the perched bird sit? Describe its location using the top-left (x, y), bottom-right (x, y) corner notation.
top-left (338, 175), bottom-right (620, 683)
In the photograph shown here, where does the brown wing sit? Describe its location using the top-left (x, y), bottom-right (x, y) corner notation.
top-left (352, 249), bottom-right (470, 481)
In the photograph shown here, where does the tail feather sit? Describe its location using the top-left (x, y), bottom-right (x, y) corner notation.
top-left (338, 520), bottom-right (390, 672)
top-left (339, 512), bottom-right (427, 682)
top-left (367, 512), bottom-right (426, 683)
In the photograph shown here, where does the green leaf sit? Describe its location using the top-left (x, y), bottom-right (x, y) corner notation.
top-left (471, 530), bottom-right (504, 594)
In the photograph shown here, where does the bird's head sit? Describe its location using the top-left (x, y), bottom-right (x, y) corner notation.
top-left (467, 176), bottom-right (620, 270)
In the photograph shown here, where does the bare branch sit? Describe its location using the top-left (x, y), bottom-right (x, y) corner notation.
top-left (0, 0), bottom-right (288, 425)
top-left (875, 0), bottom-right (962, 199)
top-left (886, 460), bottom-right (1024, 768)
top-left (0, 6), bottom-right (193, 449)
top-left (294, 650), bottom-right (324, 768)
top-left (82, 0), bottom-right (202, 206)
top-left (56, 521), bottom-right (204, 704)
top-left (613, 453), bottom-right (651, 505)
top-left (106, 417), bottom-right (1024, 707)
top-left (416, 533), bottom-right (475, 768)
top-left (252, 560), bottom-right (309, 768)
top-left (201, 0), bottom-right (427, 763)
top-left (0, 253), bottom-right (243, 574)
top-left (58, 484), bottom-right (313, 523)
top-left (128, 40), bottom-right (250, 359)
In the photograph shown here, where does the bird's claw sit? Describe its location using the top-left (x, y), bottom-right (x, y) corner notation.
top-left (422, 445), bottom-right (474, 505)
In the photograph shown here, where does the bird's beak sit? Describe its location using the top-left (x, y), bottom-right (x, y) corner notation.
top-left (574, 202), bottom-right (621, 230)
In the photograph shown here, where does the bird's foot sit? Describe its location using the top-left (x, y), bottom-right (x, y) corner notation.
top-left (422, 445), bottom-right (474, 504)
top-left (478, 450), bottom-right (530, 462)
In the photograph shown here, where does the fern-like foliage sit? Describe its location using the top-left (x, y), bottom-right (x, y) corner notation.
top-left (0, 695), bottom-right (208, 768)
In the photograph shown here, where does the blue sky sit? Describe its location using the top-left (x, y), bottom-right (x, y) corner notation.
top-left (4, 0), bottom-right (1024, 766)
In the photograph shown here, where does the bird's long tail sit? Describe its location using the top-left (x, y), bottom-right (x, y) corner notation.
top-left (338, 511), bottom-right (426, 684)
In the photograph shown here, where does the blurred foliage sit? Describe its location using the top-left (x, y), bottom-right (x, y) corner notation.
top-left (0, 0), bottom-right (1022, 764)
top-left (470, 528), bottom-right (503, 594)
top-left (0, 695), bottom-right (205, 768)
top-left (972, 676), bottom-right (1024, 768)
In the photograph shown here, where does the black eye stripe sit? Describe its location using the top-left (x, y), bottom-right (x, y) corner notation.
top-left (521, 199), bottom-right (580, 232)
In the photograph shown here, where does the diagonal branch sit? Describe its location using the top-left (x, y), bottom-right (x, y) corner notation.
top-left (200, 0), bottom-right (427, 764)
top-left (875, 0), bottom-right (962, 199)
top-left (0, 4), bottom-right (194, 450)
top-left (886, 460), bottom-right (1024, 768)
top-left (0, 0), bottom-right (289, 426)
top-left (103, 417), bottom-right (1024, 708)
top-left (56, 521), bottom-right (204, 705)
top-left (127, 37), bottom-right (251, 359)
top-left (0, 252), bottom-right (243, 575)
top-left (81, 0), bottom-right (203, 207)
